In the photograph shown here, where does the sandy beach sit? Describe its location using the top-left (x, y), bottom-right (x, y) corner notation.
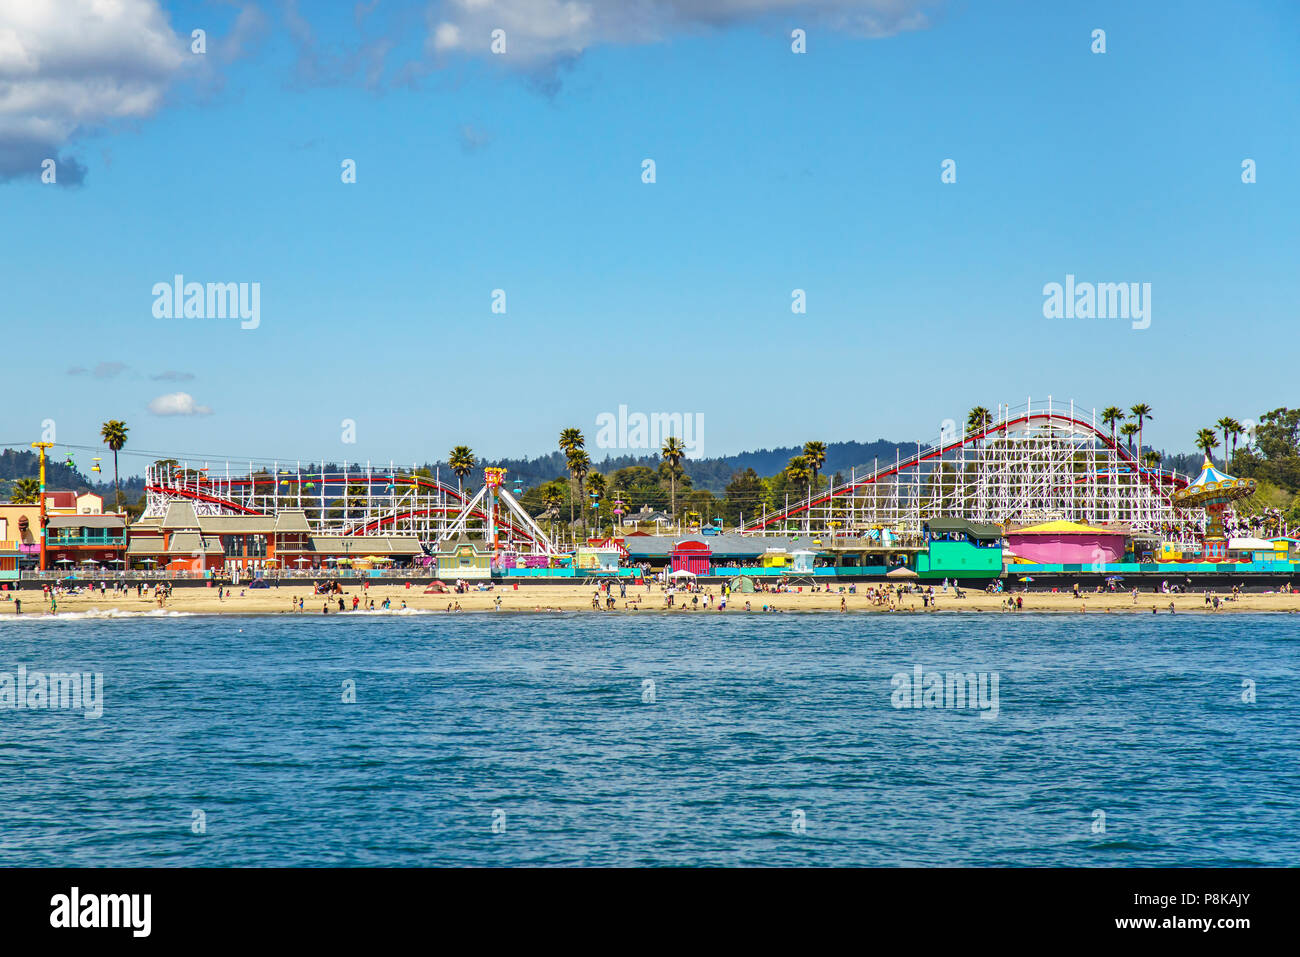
top-left (6, 582), bottom-right (1300, 617)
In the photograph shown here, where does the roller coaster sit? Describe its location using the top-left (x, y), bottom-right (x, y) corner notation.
top-left (141, 397), bottom-right (1209, 551)
top-left (143, 461), bottom-right (559, 554)
top-left (740, 398), bottom-right (1202, 541)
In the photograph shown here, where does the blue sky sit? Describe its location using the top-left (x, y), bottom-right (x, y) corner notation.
top-left (2, 0), bottom-right (1297, 476)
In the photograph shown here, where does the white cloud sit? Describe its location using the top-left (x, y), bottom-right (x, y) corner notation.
top-left (428, 0), bottom-right (936, 62)
top-left (148, 392), bottom-right (212, 416)
top-left (0, 0), bottom-right (188, 183)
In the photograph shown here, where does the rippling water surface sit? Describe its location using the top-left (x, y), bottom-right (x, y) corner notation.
top-left (0, 611), bottom-right (1295, 866)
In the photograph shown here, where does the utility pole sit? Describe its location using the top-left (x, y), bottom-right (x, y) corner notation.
top-left (31, 442), bottom-right (53, 572)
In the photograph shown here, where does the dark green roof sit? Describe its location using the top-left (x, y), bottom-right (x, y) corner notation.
top-left (924, 518), bottom-right (1002, 541)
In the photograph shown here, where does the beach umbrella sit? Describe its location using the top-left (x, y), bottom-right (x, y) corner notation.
top-left (56, 558), bottom-right (74, 564)
top-left (885, 567), bottom-right (918, 579)
top-left (1018, 575), bottom-right (1035, 582)
top-left (294, 558), bottom-right (312, 565)
top-left (81, 559), bottom-right (99, 564)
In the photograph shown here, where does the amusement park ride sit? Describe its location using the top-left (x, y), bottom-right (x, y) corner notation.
top-left (742, 398), bottom-right (1208, 544)
top-left (143, 460), bottom-right (560, 555)
top-left (140, 398), bottom-right (1230, 554)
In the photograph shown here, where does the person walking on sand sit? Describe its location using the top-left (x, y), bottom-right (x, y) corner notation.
top-left (840, 596), bottom-right (847, 613)
top-left (14, 597), bottom-right (20, 615)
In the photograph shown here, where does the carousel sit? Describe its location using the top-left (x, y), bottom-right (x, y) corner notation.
top-left (1172, 455), bottom-right (1256, 561)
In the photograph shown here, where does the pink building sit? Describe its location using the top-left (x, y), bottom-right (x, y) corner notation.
top-left (1005, 520), bottom-right (1127, 564)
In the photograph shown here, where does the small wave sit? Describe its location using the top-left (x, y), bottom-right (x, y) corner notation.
top-left (349, 607), bottom-right (436, 616)
top-left (0, 607), bottom-right (196, 622)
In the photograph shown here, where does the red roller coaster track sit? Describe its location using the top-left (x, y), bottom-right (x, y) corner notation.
top-left (745, 409), bottom-right (1191, 532)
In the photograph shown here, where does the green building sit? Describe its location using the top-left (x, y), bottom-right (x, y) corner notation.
top-left (915, 519), bottom-right (1003, 579)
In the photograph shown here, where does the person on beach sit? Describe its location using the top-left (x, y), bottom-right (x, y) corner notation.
top-left (14, 597), bottom-right (20, 614)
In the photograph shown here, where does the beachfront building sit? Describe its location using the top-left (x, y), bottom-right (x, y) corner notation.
top-left (1228, 537), bottom-right (1277, 563)
top-left (1004, 520), bottom-right (1128, 565)
top-left (127, 502), bottom-right (422, 571)
top-left (576, 545), bottom-right (622, 573)
top-left (434, 534), bottom-right (492, 579)
top-left (0, 503), bottom-right (41, 578)
top-left (669, 539), bottom-right (712, 576)
top-left (0, 491), bottom-right (127, 578)
top-left (913, 519), bottom-right (1003, 579)
top-left (44, 514), bottom-right (127, 571)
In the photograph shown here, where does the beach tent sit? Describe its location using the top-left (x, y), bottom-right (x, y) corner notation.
top-left (728, 576), bottom-right (756, 594)
top-left (885, 566), bottom-right (919, 579)
top-left (669, 569), bottom-right (697, 578)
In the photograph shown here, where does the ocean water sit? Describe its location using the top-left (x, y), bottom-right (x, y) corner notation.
top-left (0, 610), bottom-right (1296, 867)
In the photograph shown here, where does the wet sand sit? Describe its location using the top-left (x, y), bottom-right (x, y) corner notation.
top-left (6, 583), bottom-right (1300, 617)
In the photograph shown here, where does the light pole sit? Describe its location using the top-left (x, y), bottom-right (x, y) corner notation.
top-left (31, 442), bottom-right (53, 572)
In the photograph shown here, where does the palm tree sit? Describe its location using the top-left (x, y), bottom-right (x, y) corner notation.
top-left (1101, 406), bottom-right (1125, 446)
top-left (1141, 450), bottom-right (1162, 469)
top-left (786, 455), bottom-right (812, 499)
top-left (1129, 404), bottom-right (1152, 460)
top-left (12, 477), bottom-right (40, 504)
top-left (558, 428), bottom-right (584, 528)
top-left (1119, 422), bottom-right (1139, 455)
top-left (448, 445), bottom-right (476, 498)
top-left (542, 486), bottom-right (564, 538)
top-left (660, 436), bottom-right (686, 521)
top-left (1216, 416), bottom-right (1240, 467)
top-left (966, 406), bottom-right (992, 435)
top-left (100, 420), bottom-right (129, 512)
top-left (803, 440), bottom-right (827, 494)
top-left (1227, 419), bottom-right (1246, 461)
top-left (1195, 428), bottom-right (1220, 465)
top-left (567, 450), bottom-right (591, 534)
